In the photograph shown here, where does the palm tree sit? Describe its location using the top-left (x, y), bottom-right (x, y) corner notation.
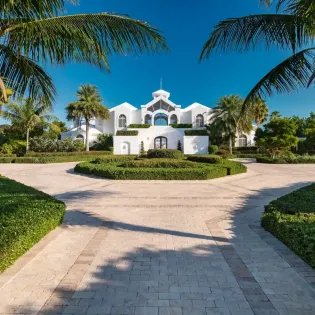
top-left (270, 110), bottom-right (281, 121)
top-left (200, 0), bottom-right (315, 111)
top-left (0, 0), bottom-right (168, 108)
top-left (211, 95), bottom-right (253, 153)
top-left (1, 98), bottom-right (56, 151)
top-left (251, 98), bottom-right (269, 129)
top-left (66, 84), bottom-right (110, 151)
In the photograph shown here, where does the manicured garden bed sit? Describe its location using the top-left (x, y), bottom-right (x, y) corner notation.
top-left (0, 176), bottom-right (65, 272)
top-left (74, 155), bottom-right (247, 180)
top-left (257, 155), bottom-right (315, 164)
top-left (262, 184), bottom-right (315, 268)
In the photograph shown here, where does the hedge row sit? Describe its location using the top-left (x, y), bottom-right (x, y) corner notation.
top-left (170, 124), bottom-right (192, 128)
top-left (129, 124), bottom-right (151, 128)
top-left (93, 155), bottom-right (137, 164)
top-left (0, 154), bottom-right (112, 164)
top-left (0, 176), bottom-right (65, 272)
top-left (184, 130), bottom-right (208, 136)
top-left (187, 155), bottom-right (222, 164)
top-left (147, 149), bottom-right (183, 159)
top-left (257, 155), bottom-right (315, 164)
top-left (74, 162), bottom-right (228, 180)
top-left (25, 151), bottom-right (112, 157)
top-left (120, 159), bottom-right (200, 169)
top-left (262, 184), bottom-right (315, 268)
top-left (221, 160), bottom-right (247, 175)
top-left (116, 130), bottom-right (138, 136)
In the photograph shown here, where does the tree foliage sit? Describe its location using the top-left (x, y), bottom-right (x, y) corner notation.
top-left (0, 0), bottom-right (168, 108)
top-left (255, 117), bottom-right (298, 158)
top-left (200, 0), bottom-right (315, 111)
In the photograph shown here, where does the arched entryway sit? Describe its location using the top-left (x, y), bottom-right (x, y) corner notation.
top-left (154, 136), bottom-right (167, 149)
top-left (120, 141), bottom-right (130, 154)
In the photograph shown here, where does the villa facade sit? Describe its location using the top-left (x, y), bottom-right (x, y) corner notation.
top-left (61, 89), bottom-right (256, 154)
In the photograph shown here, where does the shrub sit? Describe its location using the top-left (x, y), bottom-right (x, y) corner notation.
top-left (257, 154), bottom-right (315, 164)
top-left (0, 177), bottom-right (65, 272)
top-left (184, 130), bottom-right (208, 136)
top-left (0, 157), bottom-right (14, 163)
top-left (177, 140), bottom-right (182, 152)
top-left (25, 151), bottom-right (112, 157)
top-left (147, 149), bottom-right (184, 159)
top-left (208, 145), bottom-right (219, 154)
top-left (1, 140), bottom-right (26, 156)
top-left (29, 137), bottom-right (85, 152)
top-left (116, 130), bottom-right (138, 136)
top-left (170, 124), bottom-right (192, 128)
top-left (233, 146), bottom-right (258, 153)
top-left (187, 155), bottom-right (223, 164)
top-left (90, 134), bottom-right (113, 151)
top-left (221, 160), bottom-right (247, 175)
top-left (93, 155), bottom-right (137, 164)
top-left (0, 153), bottom-right (16, 157)
top-left (129, 124), bottom-right (150, 128)
top-left (74, 162), bottom-right (227, 180)
top-left (262, 212), bottom-right (315, 268)
top-left (120, 159), bottom-right (200, 168)
top-left (140, 141), bottom-right (146, 155)
top-left (262, 184), bottom-right (315, 268)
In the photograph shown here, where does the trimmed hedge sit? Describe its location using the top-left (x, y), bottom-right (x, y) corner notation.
top-left (262, 184), bottom-right (315, 268)
top-left (0, 154), bottom-right (16, 157)
top-left (170, 124), bottom-right (192, 128)
top-left (235, 153), bottom-right (264, 158)
top-left (120, 159), bottom-right (201, 169)
top-left (93, 155), bottom-right (137, 164)
top-left (265, 184), bottom-right (315, 214)
top-left (74, 162), bottom-right (228, 180)
top-left (129, 124), bottom-right (150, 128)
top-left (0, 176), bottom-right (65, 272)
top-left (257, 155), bottom-right (315, 164)
top-left (184, 130), bottom-right (208, 136)
top-left (233, 146), bottom-right (258, 153)
top-left (187, 155), bottom-right (223, 164)
top-left (0, 155), bottom-right (114, 164)
top-left (147, 149), bottom-right (184, 159)
top-left (116, 130), bottom-right (138, 136)
top-left (221, 160), bottom-right (247, 175)
top-left (208, 145), bottom-right (219, 154)
top-left (25, 151), bottom-right (112, 157)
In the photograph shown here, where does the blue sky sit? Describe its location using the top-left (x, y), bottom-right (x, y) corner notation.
top-left (2, 0), bottom-right (315, 124)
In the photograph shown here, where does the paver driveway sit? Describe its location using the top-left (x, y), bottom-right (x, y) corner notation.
top-left (1, 161), bottom-right (315, 315)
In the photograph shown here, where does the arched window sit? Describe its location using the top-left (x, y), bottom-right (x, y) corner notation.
top-left (238, 135), bottom-right (247, 147)
top-left (154, 136), bottom-right (167, 149)
top-left (170, 114), bottom-right (178, 125)
top-left (196, 114), bottom-right (204, 128)
top-left (118, 114), bottom-right (127, 128)
top-left (144, 114), bottom-right (152, 125)
top-left (76, 134), bottom-right (84, 141)
top-left (154, 113), bottom-right (168, 126)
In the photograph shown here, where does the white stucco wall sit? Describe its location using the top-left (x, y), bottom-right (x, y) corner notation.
top-left (114, 136), bottom-right (139, 155)
top-left (183, 136), bottom-right (209, 154)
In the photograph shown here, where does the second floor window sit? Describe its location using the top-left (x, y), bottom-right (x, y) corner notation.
top-left (196, 114), bottom-right (204, 128)
top-left (118, 114), bottom-right (127, 127)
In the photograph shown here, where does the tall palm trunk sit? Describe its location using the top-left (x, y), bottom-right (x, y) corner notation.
top-left (229, 135), bottom-right (233, 154)
top-left (85, 119), bottom-right (90, 152)
top-left (26, 128), bottom-right (30, 152)
top-left (256, 120), bottom-right (261, 129)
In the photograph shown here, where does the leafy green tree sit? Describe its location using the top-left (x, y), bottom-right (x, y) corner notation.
top-left (270, 111), bottom-right (281, 121)
top-left (255, 118), bottom-right (298, 159)
top-left (0, 0), bottom-right (168, 108)
top-left (211, 95), bottom-right (253, 153)
top-left (200, 0), bottom-right (315, 111)
top-left (92, 134), bottom-right (113, 151)
top-left (206, 120), bottom-right (227, 147)
top-left (291, 115), bottom-right (307, 137)
top-left (66, 84), bottom-right (110, 151)
top-left (251, 98), bottom-right (268, 128)
top-left (1, 98), bottom-right (56, 151)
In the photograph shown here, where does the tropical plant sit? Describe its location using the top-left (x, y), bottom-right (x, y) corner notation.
top-left (0, 0), bottom-right (167, 108)
top-left (140, 141), bottom-right (146, 155)
top-left (255, 117), bottom-right (298, 158)
top-left (66, 84), bottom-right (110, 151)
top-left (200, 0), bottom-right (315, 111)
top-left (270, 111), bottom-right (281, 121)
top-left (211, 95), bottom-right (253, 153)
top-left (1, 98), bottom-right (56, 151)
top-left (91, 133), bottom-right (113, 151)
top-left (206, 120), bottom-right (227, 146)
top-left (251, 98), bottom-right (269, 128)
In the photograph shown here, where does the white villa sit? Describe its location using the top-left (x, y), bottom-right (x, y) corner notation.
top-left (61, 89), bottom-right (256, 154)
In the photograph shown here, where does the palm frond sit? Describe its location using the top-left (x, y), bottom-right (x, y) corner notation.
top-left (243, 47), bottom-right (315, 111)
top-left (0, 0), bottom-right (78, 19)
top-left (0, 45), bottom-right (56, 108)
top-left (200, 14), bottom-right (314, 60)
top-left (4, 13), bottom-right (168, 71)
